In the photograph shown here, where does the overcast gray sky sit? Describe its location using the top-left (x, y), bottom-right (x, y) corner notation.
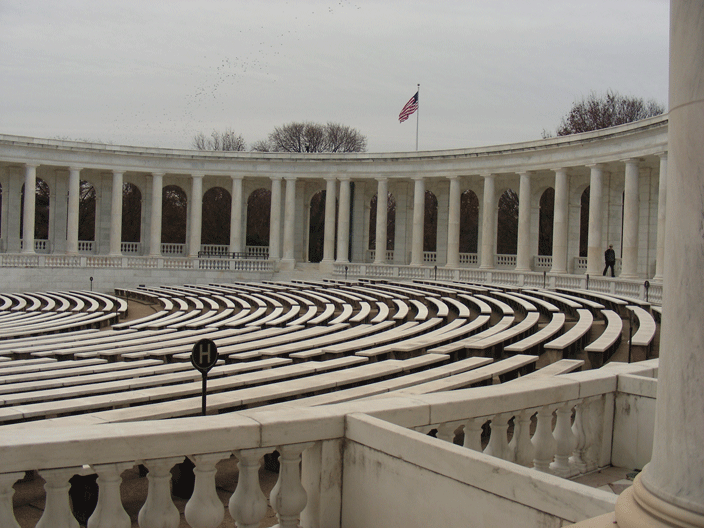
top-left (0, 0), bottom-right (670, 153)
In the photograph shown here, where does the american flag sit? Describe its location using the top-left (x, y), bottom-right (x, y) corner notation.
top-left (398, 91), bottom-right (419, 123)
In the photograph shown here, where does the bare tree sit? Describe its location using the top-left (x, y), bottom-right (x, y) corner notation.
top-left (253, 121), bottom-right (367, 153)
top-left (553, 90), bottom-right (665, 136)
top-left (192, 128), bottom-right (246, 151)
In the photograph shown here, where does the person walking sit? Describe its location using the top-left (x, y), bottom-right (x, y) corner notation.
top-left (603, 244), bottom-right (616, 277)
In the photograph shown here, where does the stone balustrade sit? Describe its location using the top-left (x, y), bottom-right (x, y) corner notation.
top-left (0, 360), bottom-right (657, 527)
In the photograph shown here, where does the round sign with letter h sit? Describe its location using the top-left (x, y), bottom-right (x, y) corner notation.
top-left (191, 338), bottom-right (219, 373)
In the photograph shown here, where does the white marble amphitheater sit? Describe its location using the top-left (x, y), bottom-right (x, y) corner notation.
top-left (0, 3), bottom-right (702, 528)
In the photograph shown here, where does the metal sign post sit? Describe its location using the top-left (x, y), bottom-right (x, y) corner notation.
top-left (191, 338), bottom-right (219, 416)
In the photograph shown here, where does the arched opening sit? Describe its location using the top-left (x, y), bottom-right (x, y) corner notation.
top-left (122, 183), bottom-right (142, 243)
top-left (539, 188), bottom-right (555, 255)
top-left (579, 187), bottom-right (589, 257)
top-left (162, 185), bottom-right (187, 244)
top-left (20, 178), bottom-right (50, 241)
top-left (78, 181), bottom-right (96, 242)
top-left (368, 192), bottom-right (396, 253)
top-left (308, 190), bottom-right (327, 263)
top-left (424, 190), bottom-right (438, 252)
top-left (246, 188), bottom-right (271, 248)
top-left (497, 189), bottom-right (519, 255)
top-left (201, 187), bottom-right (231, 245)
top-left (460, 190), bottom-right (479, 254)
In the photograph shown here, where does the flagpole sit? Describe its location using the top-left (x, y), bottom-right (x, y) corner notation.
top-left (415, 83), bottom-right (420, 151)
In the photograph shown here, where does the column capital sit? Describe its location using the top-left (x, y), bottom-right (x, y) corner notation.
top-left (550, 167), bottom-right (567, 174)
top-left (191, 172), bottom-right (205, 179)
top-left (586, 163), bottom-right (604, 170)
top-left (112, 169), bottom-right (124, 176)
top-left (621, 157), bottom-right (642, 166)
top-left (480, 172), bottom-right (495, 180)
top-left (151, 171), bottom-right (165, 178)
top-left (517, 170), bottom-right (533, 177)
top-left (338, 175), bottom-right (351, 182)
top-left (270, 175), bottom-right (283, 182)
top-left (375, 176), bottom-right (388, 182)
top-left (230, 174), bottom-right (244, 181)
top-left (411, 175), bottom-right (424, 182)
top-left (657, 151), bottom-right (668, 160)
top-left (446, 174), bottom-right (460, 181)
top-left (284, 175), bottom-right (297, 182)
top-left (68, 166), bottom-right (84, 173)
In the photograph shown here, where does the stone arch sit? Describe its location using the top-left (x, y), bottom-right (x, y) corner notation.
top-left (579, 187), bottom-right (589, 257)
top-left (368, 192), bottom-right (396, 252)
top-left (497, 188), bottom-right (519, 255)
top-left (162, 185), bottom-right (187, 244)
top-left (460, 189), bottom-right (479, 254)
top-left (79, 180), bottom-right (96, 242)
top-left (246, 188), bottom-right (271, 247)
top-left (20, 178), bottom-right (50, 241)
top-left (201, 186), bottom-right (231, 245)
top-left (424, 190), bottom-right (438, 252)
top-left (122, 183), bottom-right (142, 243)
top-left (539, 187), bottom-right (555, 256)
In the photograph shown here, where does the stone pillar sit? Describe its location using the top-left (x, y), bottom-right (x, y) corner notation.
top-left (269, 176), bottom-right (282, 261)
top-left (149, 172), bottom-right (164, 256)
top-left (21, 164), bottom-right (37, 254)
top-left (321, 177), bottom-right (337, 271)
top-left (620, 159), bottom-right (640, 278)
top-left (515, 171), bottom-right (532, 271)
top-left (281, 176), bottom-right (297, 270)
top-left (446, 175), bottom-right (461, 268)
top-left (616, 4), bottom-right (704, 527)
top-left (551, 168), bottom-right (569, 274)
top-left (109, 170), bottom-right (123, 256)
top-left (336, 177), bottom-right (351, 264)
top-left (188, 174), bottom-right (203, 258)
top-left (374, 177), bottom-right (388, 264)
top-left (410, 177), bottom-right (425, 266)
top-left (230, 176), bottom-right (243, 254)
top-left (480, 174), bottom-right (496, 269)
top-left (66, 167), bottom-right (82, 255)
top-left (586, 164), bottom-right (604, 275)
top-left (652, 153), bottom-right (668, 282)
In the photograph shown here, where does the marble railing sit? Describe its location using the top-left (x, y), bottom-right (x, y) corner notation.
top-left (78, 241), bottom-right (95, 253)
top-left (0, 254), bottom-right (274, 273)
top-left (335, 263), bottom-right (660, 305)
top-left (0, 361), bottom-right (657, 528)
top-left (459, 252), bottom-right (478, 265)
top-left (495, 254), bottom-right (517, 268)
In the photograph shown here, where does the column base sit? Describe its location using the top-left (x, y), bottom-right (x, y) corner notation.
top-left (278, 258), bottom-right (296, 271)
top-left (615, 474), bottom-right (704, 528)
top-left (319, 260), bottom-right (334, 273)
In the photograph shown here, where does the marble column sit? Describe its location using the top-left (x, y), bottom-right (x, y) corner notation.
top-left (109, 170), bottom-right (123, 256)
top-left (281, 176), bottom-right (297, 270)
top-left (229, 176), bottom-right (243, 254)
top-left (479, 174), bottom-right (496, 269)
top-left (410, 176), bottom-right (425, 266)
top-left (149, 172), bottom-right (164, 256)
top-left (586, 164), bottom-right (604, 275)
top-left (620, 159), bottom-right (640, 278)
top-left (374, 177), bottom-right (388, 264)
top-left (188, 174), bottom-right (203, 258)
top-left (652, 153), bottom-right (668, 282)
top-left (336, 177), bottom-right (351, 264)
top-left (321, 177), bottom-right (337, 271)
top-left (269, 176), bottom-right (282, 261)
top-left (66, 167), bottom-right (82, 255)
top-left (21, 164), bottom-right (37, 254)
top-left (446, 175), bottom-right (461, 268)
top-left (515, 171), bottom-right (532, 271)
top-left (616, 3), bottom-right (704, 526)
top-left (550, 168), bottom-right (569, 274)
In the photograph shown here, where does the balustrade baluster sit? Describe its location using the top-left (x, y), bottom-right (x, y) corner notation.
top-left (37, 467), bottom-right (81, 528)
top-left (184, 452), bottom-right (231, 528)
top-left (508, 409), bottom-right (535, 466)
top-left (462, 417), bottom-right (483, 451)
top-left (569, 400), bottom-right (588, 474)
top-left (550, 402), bottom-right (576, 476)
top-left (531, 405), bottom-right (556, 473)
top-left (436, 421), bottom-right (459, 443)
top-left (138, 456), bottom-right (184, 528)
top-left (87, 462), bottom-right (134, 528)
top-left (0, 472), bottom-right (23, 528)
top-left (229, 448), bottom-right (270, 528)
top-left (270, 442), bottom-right (315, 528)
top-left (483, 413), bottom-right (511, 460)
